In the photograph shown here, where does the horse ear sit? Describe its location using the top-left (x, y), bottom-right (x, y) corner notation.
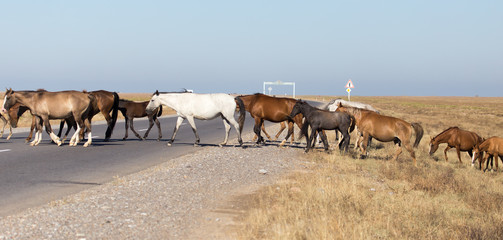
top-left (337, 102), bottom-right (343, 107)
top-left (430, 136), bottom-right (433, 141)
top-left (155, 90), bottom-right (159, 96)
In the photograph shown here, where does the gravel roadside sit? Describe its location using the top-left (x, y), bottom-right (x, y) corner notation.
top-left (0, 126), bottom-right (306, 239)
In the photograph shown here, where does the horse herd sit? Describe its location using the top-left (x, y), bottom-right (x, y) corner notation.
top-left (1, 89), bottom-right (502, 171)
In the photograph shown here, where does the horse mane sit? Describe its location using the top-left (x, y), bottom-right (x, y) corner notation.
top-left (154, 89), bottom-right (190, 95)
top-left (432, 126), bottom-right (459, 140)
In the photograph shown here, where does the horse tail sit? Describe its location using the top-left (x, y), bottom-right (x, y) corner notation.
top-left (349, 114), bottom-right (356, 133)
top-left (411, 122), bottom-right (424, 148)
top-left (235, 96), bottom-right (246, 134)
top-left (157, 105), bottom-right (163, 117)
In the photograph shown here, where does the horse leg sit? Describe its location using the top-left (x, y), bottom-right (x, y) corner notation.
top-left (443, 146), bottom-right (451, 162)
top-left (101, 111), bottom-right (113, 142)
top-left (83, 118), bottom-right (93, 147)
top-left (274, 121), bottom-right (286, 141)
top-left (123, 116), bottom-right (129, 140)
top-left (495, 155), bottom-right (499, 172)
top-left (6, 121), bottom-right (12, 140)
top-left (143, 116), bottom-right (155, 140)
top-left (227, 116), bottom-right (243, 146)
top-left (253, 117), bottom-right (265, 145)
top-left (154, 117), bottom-right (162, 141)
top-left (168, 116), bottom-right (185, 146)
top-left (404, 141), bottom-right (417, 167)
top-left (305, 128), bottom-right (317, 153)
top-left (186, 116), bottom-right (200, 147)
top-left (61, 119), bottom-right (74, 145)
top-left (280, 121), bottom-right (294, 147)
top-left (340, 128), bottom-right (351, 153)
top-left (261, 123), bottom-right (272, 141)
top-left (360, 132), bottom-right (370, 157)
top-left (56, 120), bottom-right (65, 139)
top-left (455, 147), bottom-right (463, 163)
top-left (42, 116), bottom-right (62, 146)
top-left (0, 116), bottom-right (5, 138)
top-left (129, 118), bottom-right (143, 140)
top-left (319, 130), bottom-right (330, 152)
top-left (31, 117), bottom-right (44, 146)
top-left (219, 118), bottom-right (231, 146)
top-left (391, 138), bottom-right (403, 162)
top-left (26, 116), bottom-right (37, 143)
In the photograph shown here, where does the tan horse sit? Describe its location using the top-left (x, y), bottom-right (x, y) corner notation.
top-left (2, 89), bottom-right (95, 147)
top-left (336, 103), bottom-right (424, 166)
top-left (472, 137), bottom-right (503, 172)
top-left (238, 93), bottom-right (303, 146)
top-left (429, 127), bottom-right (483, 163)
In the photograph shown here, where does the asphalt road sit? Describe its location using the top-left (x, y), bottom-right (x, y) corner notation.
top-left (0, 114), bottom-right (262, 217)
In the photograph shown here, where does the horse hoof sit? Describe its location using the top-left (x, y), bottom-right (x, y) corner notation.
top-left (84, 143), bottom-right (90, 147)
top-left (157, 138), bottom-right (161, 142)
top-left (167, 143), bottom-right (172, 147)
top-left (104, 138), bottom-right (110, 142)
top-left (57, 142), bottom-right (62, 146)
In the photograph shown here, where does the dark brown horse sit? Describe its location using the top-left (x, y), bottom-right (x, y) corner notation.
top-left (86, 90), bottom-right (119, 141)
top-left (336, 103), bottom-right (424, 166)
top-left (238, 93), bottom-right (303, 146)
top-left (2, 89), bottom-right (95, 147)
top-left (289, 100), bottom-right (355, 153)
top-left (118, 99), bottom-right (163, 141)
top-left (429, 127), bottom-right (483, 163)
top-left (472, 137), bottom-right (503, 172)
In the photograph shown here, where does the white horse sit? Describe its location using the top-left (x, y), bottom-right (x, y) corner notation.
top-left (145, 90), bottom-right (246, 147)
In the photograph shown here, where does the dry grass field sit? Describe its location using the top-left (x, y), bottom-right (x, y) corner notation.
top-left (237, 96), bottom-right (503, 239)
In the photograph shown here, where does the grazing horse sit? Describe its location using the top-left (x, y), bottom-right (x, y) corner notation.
top-left (118, 99), bottom-right (163, 141)
top-left (289, 100), bottom-right (354, 153)
top-left (238, 93), bottom-right (303, 146)
top-left (336, 103), bottom-right (424, 166)
top-left (2, 89), bottom-right (95, 147)
top-left (0, 112), bottom-right (13, 140)
top-left (145, 90), bottom-right (245, 147)
top-left (472, 137), bottom-right (503, 172)
top-left (429, 127), bottom-right (483, 163)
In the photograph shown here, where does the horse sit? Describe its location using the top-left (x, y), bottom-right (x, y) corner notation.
top-left (85, 90), bottom-right (119, 141)
top-left (289, 100), bottom-right (355, 153)
top-left (238, 93), bottom-right (303, 146)
top-left (336, 103), bottom-right (424, 166)
top-left (118, 99), bottom-right (163, 141)
top-left (472, 137), bottom-right (503, 172)
top-left (5, 93), bottom-right (79, 144)
top-left (428, 127), bottom-right (483, 163)
top-left (0, 112), bottom-right (13, 140)
top-left (145, 90), bottom-right (245, 147)
top-left (2, 89), bottom-right (95, 147)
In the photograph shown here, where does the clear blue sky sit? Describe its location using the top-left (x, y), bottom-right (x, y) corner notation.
top-left (1, 1), bottom-right (502, 96)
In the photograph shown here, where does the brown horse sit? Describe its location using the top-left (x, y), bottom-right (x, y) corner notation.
top-left (429, 127), bottom-right (483, 163)
top-left (86, 90), bottom-right (119, 141)
top-left (2, 89), bottom-right (95, 147)
top-left (118, 99), bottom-right (163, 140)
top-left (472, 137), bottom-right (503, 172)
top-left (238, 93), bottom-right (303, 146)
top-left (336, 103), bottom-right (424, 166)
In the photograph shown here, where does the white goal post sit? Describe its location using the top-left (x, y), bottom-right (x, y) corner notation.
top-left (263, 81), bottom-right (296, 98)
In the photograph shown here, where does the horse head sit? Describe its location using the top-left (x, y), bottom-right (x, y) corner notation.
top-left (289, 100), bottom-right (308, 119)
top-left (428, 136), bottom-right (439, 155)
top-left (146, 90), bottom-right (161, 113)
top-left (2, 88), bottom-right (15, 113)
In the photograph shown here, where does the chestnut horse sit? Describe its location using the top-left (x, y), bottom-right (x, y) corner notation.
top-left (472, 137), bottom-right (503, 172)
top-left (429, 127), bottom-right (483, 163)
top-left (118, 99), bottom-right (163, 141)
top-left (238, 93), bottom-right (303, 146)
top-left (336, 103), bottom-right (424, 166)
top-left (2, 89), bottom-right (95, 147)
